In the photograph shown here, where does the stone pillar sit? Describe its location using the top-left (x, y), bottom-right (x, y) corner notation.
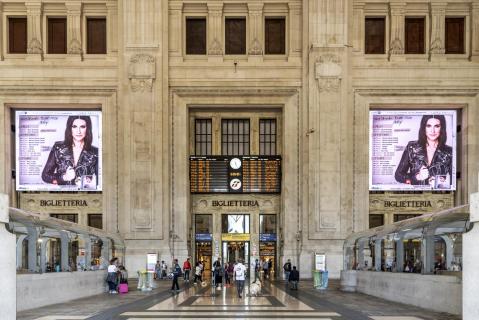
top-left (66, 1), bottom-right (82, 60)
top-left (0, 194), bottom-right (16, 319)
top-left (101, 238), bottom-right (111, 262)
top-left (288, 2), bottom-right (302, 60)
top-left (472, 3), bottom-right (479, 62)
top-left (247, 3), bottom-right (263, 56)
top-left (358, 240), bottom-right (365, 268)
top-left (60, 231), bottom-right (70, 271)
top-left (106, 0), bottom-right (118, 57)
top-left (421, 233), bottom-right (435, 274)
top-left (207, 3), bottom-right (223, 56)
top-left (352, 2), bottom-right (365, 53)
top-left (429, 3), bottom-right (446, 61)
top-left (374, 239), bottom-right (381, 271)
top-left (26, 1), bottom-right (43, 60)
top-left (389, 3), bottom-right (405, 60)
top-left (0, 3), bottom-right (3, 61)
top-left (16, 234), bottom-right (27, 270)
top-left (82, 235), bottom-right (91, 268)
top-left (40, 238), bottom-right (48, 273)
top-left (168, 2), bottom-right (183, 60)
top-left (118, 0), bottom-right (170, 273)
top-left (27, 226), bottom-right (38, 272)
top-left (464, 192), bottom-right (479, 319)
top-left (395, 235), bottom-right (404, 272)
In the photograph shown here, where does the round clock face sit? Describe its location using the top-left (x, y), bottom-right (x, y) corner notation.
top-left (230, 178), bottom-right (242, 190)
top-left (230, 158), bottom-right (242, 170)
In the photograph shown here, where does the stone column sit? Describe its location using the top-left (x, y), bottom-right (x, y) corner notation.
top-left (101, 238), bottom-right (111, 262)
top-left (288, 2), bottom-right (302, 60)
top-left (66, 1), bottom-right (82, 60)
top-left (464, 192), bottom-right (479, 319)
top-left (27, 226), bottom-right (38, 272)
top-left (389, 3), bottom-right (405, 60)
top-left (247, 3), bottom-right (263, 56)
top-left (207, 3), bottom-right (223, 56)
top-left (352, 2), bottom-right (365, 53)
top-left (16, 234), bottom-right (27, 270)
top-left (472, 3), bottom-right (479, 62)
top-left (429, 3), bottom-right (446, 61)
top-left (106, 0), bottom-right (118, 57)
top-left (421, 232), bottom-right (435, 274)
top-left (82, 235), bottom-right (91, 268)
top-left (0, 195), bottom-right (15, 319)
top-left (168, 2), bottom-right (183, 60)
top-left (60, 231), bottom-right (70, 271)
top-left (357, 240), bottom-right (365, 268)
top-left (26, 1), bottom-right (43, 60)
top-left (395, 234), bottom-right (404, 272)
top-left (0, 3), bottom-right (3, 61)
top-left (40, 238), bottom-right (48, 273)
top-left (374, 239), bottom-right (381, 271)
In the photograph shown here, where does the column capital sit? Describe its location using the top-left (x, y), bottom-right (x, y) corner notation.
top-left (65, 2), bottom-right (82, 13)
top-left (168, 2), bottom-right (183, 11)
top-left (389, 2), bottom-right (406, 14)
top-left (247, 2), bottom-right (264, 12)
top-left (207, 3), bottom-right (223, 12)
top-left (25, 1), bottom-right (42, 11)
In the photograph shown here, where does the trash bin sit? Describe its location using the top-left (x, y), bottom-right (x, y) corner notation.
top-left (319, 270), bottom-right (329, 290)
top-left (313, 270), bottom-right (321, 289)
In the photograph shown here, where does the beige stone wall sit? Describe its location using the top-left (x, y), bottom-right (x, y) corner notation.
top-left (0, 0), bottom-right (477, 278)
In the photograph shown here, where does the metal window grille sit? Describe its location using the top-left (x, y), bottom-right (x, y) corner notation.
top-left (195, 119), bottom-right (212, 155)
top-left (221, 119), bottom-right (250, 155)
top-left (259, 119), bottom-right (277, 155)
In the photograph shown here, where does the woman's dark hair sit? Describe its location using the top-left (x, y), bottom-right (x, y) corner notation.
top-left (418, 114), bottom-right (447, 148)
top-left (64, 116), bottom-right (93, 150)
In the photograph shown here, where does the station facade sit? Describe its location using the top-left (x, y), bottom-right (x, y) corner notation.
top-left (0, 0), bottom-right (478, 278)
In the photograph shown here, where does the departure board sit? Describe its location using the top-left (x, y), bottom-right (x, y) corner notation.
top-left (190, 156), bottom-right (281, 194)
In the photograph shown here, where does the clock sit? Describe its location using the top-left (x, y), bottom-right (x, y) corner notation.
top-left (229, 157), bottom-right (242, 170)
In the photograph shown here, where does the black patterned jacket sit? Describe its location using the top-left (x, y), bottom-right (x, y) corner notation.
top-left (394, 141), bottom-right (452, 185)
top-left (41, 141), bottom-right (98, 185)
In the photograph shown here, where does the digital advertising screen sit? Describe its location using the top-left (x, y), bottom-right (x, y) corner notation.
top-left (16, 110), bottom-right (102, 191)
top-left (369, 110), bottom-right (456, 191)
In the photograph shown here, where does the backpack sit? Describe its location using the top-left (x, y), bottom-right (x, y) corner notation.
top-left (284, 262), bottom-right (291, 272)
top-left (173, 264), bottom-right (182, 277)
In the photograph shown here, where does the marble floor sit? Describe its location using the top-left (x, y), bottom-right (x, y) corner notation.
top-left (17, 279), bottom-right (460, 320)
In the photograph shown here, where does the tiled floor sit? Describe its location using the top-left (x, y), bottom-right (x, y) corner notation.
top-left (17, 279), bottom-right (461, 320)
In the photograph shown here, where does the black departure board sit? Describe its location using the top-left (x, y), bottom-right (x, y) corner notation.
top-left (190, 156), bottom-right (281, 194)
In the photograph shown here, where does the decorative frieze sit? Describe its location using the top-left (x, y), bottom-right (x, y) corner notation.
top-left (315, 53), bottom-right (342, 92)
top-left (208, 3), bottom-right (223, 55)
top-left (248, 3), bottom-right (263, 55)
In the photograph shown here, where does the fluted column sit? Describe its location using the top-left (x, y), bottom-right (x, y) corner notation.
top-left (0, 3), bottom-right (3, 61)
top-left (66, 1), bottom-right (82, 60)
top-left (0, 194), bottom-right (16, 319)
top-left (106, 0), bottom-right (118, 57)
top-left (288, 2), bottom-right (302, 60)
top-left (430, 3), bottom-right (446, 60)
top-left (26, 1), bottom-right (43, 60)
top-left (207, 3), bottom-right (223, 56)
top-left (352, 2), bottom-right (365, 53)
top-left (247, 3), bottom-right (263, 56)
top-left (168, 2), bottom-right (183, 60)
top-left (472, 3), bottom-right (479, 62)
top-left (389, 3), bottom-right (405, 59)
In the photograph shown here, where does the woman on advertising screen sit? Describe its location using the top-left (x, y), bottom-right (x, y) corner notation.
top-left (42, 116), bottom-right (98, 187)
top-left (394, 115), bottom-right (453, 188)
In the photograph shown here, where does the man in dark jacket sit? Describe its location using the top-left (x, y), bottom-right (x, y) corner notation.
top-left (171, 259), bottom-right (182, 292)
top-left (288, 266), bottom-right (299, 290)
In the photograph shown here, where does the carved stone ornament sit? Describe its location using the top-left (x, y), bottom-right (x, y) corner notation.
top-left (131, 79), bottom-right (154, 93)
top-left (208, 38), bottom-right (223, 55)
top-left (430, 38), bottom-right (445, 54)
top-left (68, 39), bottom-right (82, 55)
top-left (248, 38), bottom-right (262, 55)
top-left (389, 38), bottom-right (404, 55)
top-left (27, 38), bottom-right (43, 54)
top-left (315, 54), bottom-right (342, 92)
top-left (128, 54), bottom-right (156, 92)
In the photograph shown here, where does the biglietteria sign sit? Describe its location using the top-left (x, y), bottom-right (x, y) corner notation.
top-left (212, 200), bottom-right (259, 207)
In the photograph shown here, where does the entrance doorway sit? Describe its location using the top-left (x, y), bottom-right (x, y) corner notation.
top-left (222, 241), bottom-right (250, 274)
top-left (196, 241), bottom-right (212, 279)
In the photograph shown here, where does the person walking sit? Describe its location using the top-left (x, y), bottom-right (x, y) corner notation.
top-left (155, 260), bottom-right (161, 280)
top-left (193, 262), bottom-right (202, 285)
top-left (262, 259), bottom-right (269, 280)
top-left (161, 260), bottom-right (168, 280)
top-left (213, 258), bottom-right (223, 289)
top-left (224, 262), bottom-right (231, 285)
top-left (254, 258), bottom-right (260, 282)
top-left (183, 258), bottom-right (192, 283)
top-left (171, 259), bottom-right (182, 292)
top-left (288, 266), bottom-right (300, 290)
top-left (234, 259), bottom-right (247, 298)
top-left (283, 259), bottom-right (292, 283)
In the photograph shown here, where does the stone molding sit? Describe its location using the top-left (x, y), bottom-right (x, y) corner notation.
top-left (68, 39), bottom-right (82, 55)
top-left (315, 53), bottom-right (342, 92)
top-left (128, 54), bottom-right (156, 92)
top-left (27, 38), bottom-right (43, 54)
